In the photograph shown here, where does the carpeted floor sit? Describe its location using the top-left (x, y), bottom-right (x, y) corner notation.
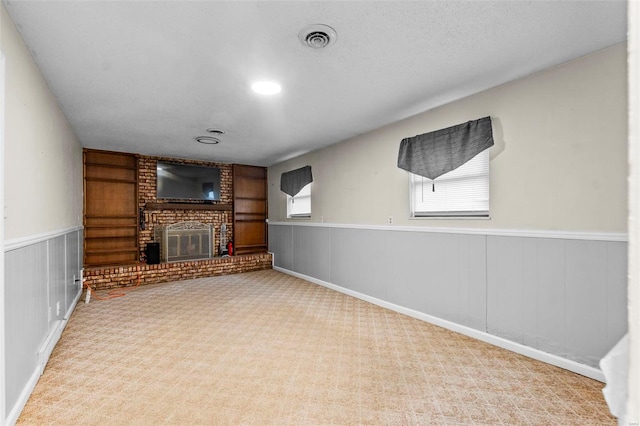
top-left (18, 269), bottom-right (614, 425)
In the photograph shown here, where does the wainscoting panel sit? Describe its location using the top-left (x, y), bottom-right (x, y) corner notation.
top-left (268, 223), bottom-right (628, 373)
top-left (534, 239), bottom-right (566, 356)
top-left (387, 231), bottom-right (486, 331)
top-left (292, 226), bottom-right (331, 282)
top-left (606, 241), bottom-right (628, 351)
top-left (269, 224), bottom-right (293, 271)
top-left (4, 227), bottom-right (83, 424)
top-left (456, 233), bottom-right (487, 331)
top-left (564, 240), bottom-right (628, 366)
top-left (487, 236), bottom-right (628, 368)
top-left (486, 236), bottom-right (528, 344)
top-left (488, 237), bottom-right (569, 356)
top-left (385, 231), bottom-right (439, 315)
top-left (48, 235), bottom-right (66, 325)
top-left (65, 230), bottom-right (82, 313)
top-left (487, 237), bottom-right (570, 356)
top-left (330, 228), bottom-right (391, 301)
top-left (4, 241), bottom-right (49, 419)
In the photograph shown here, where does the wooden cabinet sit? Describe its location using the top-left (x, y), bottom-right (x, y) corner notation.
top-left (83, 149), bottom-right (139, 266)
top-left (232, 164), bottom-right (268, 255)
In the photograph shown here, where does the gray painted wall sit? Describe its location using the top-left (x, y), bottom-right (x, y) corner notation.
top-left (269, 223), bottom-right (627, 369)
top-left (4, 228), bottom-right (82, 419)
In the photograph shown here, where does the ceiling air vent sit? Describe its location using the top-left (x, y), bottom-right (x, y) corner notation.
top-left (299, 24), bottom-right (337, 49)
top-left (195, 136), bottom-right (220, 145)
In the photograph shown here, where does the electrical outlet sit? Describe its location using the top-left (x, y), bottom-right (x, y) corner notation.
top-left (48, 307), bottom-right (51, 322)
top-left (320, 216), bottom-right (324, 223)
top-left (56, 301), bottom-right (61, 316)
top-left (388, 216), bottom-right (393, 224)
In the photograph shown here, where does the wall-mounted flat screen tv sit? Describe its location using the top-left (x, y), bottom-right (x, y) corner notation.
top-left (156, 161), bottom-right (221, 201)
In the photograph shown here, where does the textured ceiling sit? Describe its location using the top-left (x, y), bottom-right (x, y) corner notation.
top-left (4, 1), bottom-right (627, 166)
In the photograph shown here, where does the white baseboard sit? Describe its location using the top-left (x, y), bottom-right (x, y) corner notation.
top-left (38, 287), bottom-right (81, 374)
top-left (274, 266), bottom-right (605, 383)
top-left (37, 320), bottom-right (63, 375)
top-left (65, 286), bottom-right (82, 322)
top-left (5, 367), bottom-right (39, 426)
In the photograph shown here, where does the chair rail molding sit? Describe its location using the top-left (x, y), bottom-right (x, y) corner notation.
top-left (267, 221), bottom-right (627, 242)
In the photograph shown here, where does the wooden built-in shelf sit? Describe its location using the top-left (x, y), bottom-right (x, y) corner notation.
top-left (87, 224), bottom-right (138, 228)
top-left (85, 248), bottom-right (139, 255)
top-left (84, 177), bottom-right (138, 184)
top-left (232, 164), bottom-right (268, 255)
top-left (84, 149), bottom-right (140, 267)
top-left (145, 202), bottom-right (233, 211)
top-left (85, 235), bottom-right (136, 240)
top-left (84, 161), bottom-right (138, 170)
top-left (85, 214), bottom-right (137, 218)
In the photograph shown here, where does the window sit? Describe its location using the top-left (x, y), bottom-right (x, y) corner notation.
top-left (410, 149), bottom-right (489, 217)
top-left (287, 183), bottom-right (311, 218)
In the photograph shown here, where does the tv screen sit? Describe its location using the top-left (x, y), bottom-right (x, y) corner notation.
top-left (156, 161), bottom-right (221, 201)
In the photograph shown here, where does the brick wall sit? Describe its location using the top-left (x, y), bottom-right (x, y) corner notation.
top-left (138, 155), bottom-right (233, 257)
top-left (84, 253), bottom-right (273, 290)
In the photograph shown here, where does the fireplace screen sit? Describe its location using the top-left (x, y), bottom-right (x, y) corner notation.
top-left (154, 221), bottom-right (213, 263)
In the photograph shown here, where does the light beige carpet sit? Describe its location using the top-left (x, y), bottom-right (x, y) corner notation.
top-left (18, 269), bottom-right (614, 425)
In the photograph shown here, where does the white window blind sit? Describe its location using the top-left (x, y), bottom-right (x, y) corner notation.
top-left (287, 183), bottom-right (311, 217)
top-left (410, 149), bottom-right (489, 217)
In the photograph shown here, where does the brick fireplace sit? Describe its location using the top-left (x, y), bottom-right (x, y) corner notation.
top-left (138, 155), bottom-right (233, 258)
top-left (82, 152), bottom-right (271, 291)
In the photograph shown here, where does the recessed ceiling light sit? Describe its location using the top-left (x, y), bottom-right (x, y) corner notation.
top-left (195, 136), bottom-right (220, 145)
top-left (251, 81), bottom-right (282, 95)
top-left (207, 128), bottom-right (225, 135)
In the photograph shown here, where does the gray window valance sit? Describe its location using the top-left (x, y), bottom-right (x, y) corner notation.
top-left (280, 165), bottom-right (313, 197)
top-left (397, 116), bottom-right (494, 180)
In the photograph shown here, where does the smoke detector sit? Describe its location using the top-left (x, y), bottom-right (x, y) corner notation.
top-left (299, 24), bottom-right (337, 49)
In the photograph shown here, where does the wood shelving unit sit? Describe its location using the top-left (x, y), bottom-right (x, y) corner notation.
top-left (232, 164), bottom-right (268, 255)
top-left (83, 149), bottom-right (140, 266)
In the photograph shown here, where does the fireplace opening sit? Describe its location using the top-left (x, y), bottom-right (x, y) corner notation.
top-left (154, 221), bottom-right (213, 263)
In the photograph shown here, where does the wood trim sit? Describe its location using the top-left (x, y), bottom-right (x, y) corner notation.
top-left (85, 224), bottom-right (138, 229)
top-left (84, 161), bottom-right (138, 170)
top-left (234, 197), bottom-right (268, 201)
top-left (145, 202), bottom-right (232, 211)
top-left (85, 177), bottom-right (137, 184)
top-left (85, 248), bottom-right (139, 254)
top-left (85, 214), bottom-right (137, 218)
top-left (85, 235), bottom-right (134, 240)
